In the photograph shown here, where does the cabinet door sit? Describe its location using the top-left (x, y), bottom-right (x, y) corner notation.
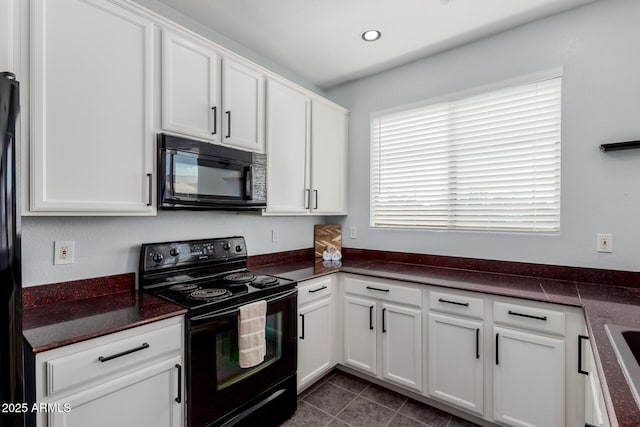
top-left (343, 296), bottom-right (377, 375)
top-left (381, 303), bottom-right (422, 392)
top-left (494, 327), bottom-right (565, 427)
top-left (310, 99), bottom-right (348, 215)
top-left (428, 313), bottom-right (484, 415)
top-left (48, 357), bottom-right (183, 427)
top-left (222, 57), bottom-right (265, 152)
top-left (162, 30), bottom-right (220, 142)
top-left (298, 298), bottom-right (332, 390)
top-left (30, 0), bottom-right (154, 214)
top-left (0, 0), bottom-right (14, 72)
top-left (265, 79), bottom-right (310, 214)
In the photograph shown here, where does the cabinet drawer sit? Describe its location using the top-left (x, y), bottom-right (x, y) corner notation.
top-left (344, 276), bottom-right (422, 307)
top-left (45, 322), bottom-right (182, 397)
top-left (494, 301), bottom-right (565, 336)
top-left (298, 276), bottom-right (334, 305)
top-left (429, 290), bottom-right (484, 319)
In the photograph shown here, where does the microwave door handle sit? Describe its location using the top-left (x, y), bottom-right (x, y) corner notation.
top-left (243, 166), bottom-right (253, 200)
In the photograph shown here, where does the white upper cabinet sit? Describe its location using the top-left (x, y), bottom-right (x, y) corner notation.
top-left (310, 98), bottom-right (348, 215)
top-left (30, 0), bottom-right (155, 214)
top-left (222, 57), bottom-right (265, 153)
top-left (161, 29), bottom-right (221, 142)
top-left (265, 79), bottom-right (310, 214)
top-left (0, 0), bottom-right (15, 72)
top-left (265, 79), bottom-right (349, 216)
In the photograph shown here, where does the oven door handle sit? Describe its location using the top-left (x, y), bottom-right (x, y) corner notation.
top-left (191, 288), bottom-right (298, 322)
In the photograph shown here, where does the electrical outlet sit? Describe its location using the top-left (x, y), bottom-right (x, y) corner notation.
top-left (54, 241), bottom-right (74, 265)
top-left (271, 229), bottom-right (278, 243)
top-left (349, 226), bottom-right (357, 239)
top-left (597, 234), bottom-right (613, 253)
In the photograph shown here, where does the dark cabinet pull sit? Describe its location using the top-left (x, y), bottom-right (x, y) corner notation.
top-left (175, 363), bottom-right (182, 403)
top-left (211, 106), bottom-right (217, 135)
top-left (304, 189), bottom-right (310, 209)
top-left (438, 298), bottom-right (469, 307)
top-left (495, 333), bottom-right (499, 365)
top-left (299, 314), bottom-right (305, 340)
top-left (308, 286), bottom-right (327, 293)
top-left (476, 328), bottom-right (480, 359)
top-left (382, 308), bottom-right (387, 333)
top-left (366, 286), bottom-right (390, 293)
top-left (313, 190), bottom-right (318, 209)
top-left (369, 306), bottom-right (374, 330)
top-left (578, 335), bottom-right (589, 375)
top-left (225, 111), bottom-right (231, 138)
top-left (508, 310), bottom-right (547, 321)
top-left (146, 174), bottom-right (153, 206)
top-left (98, 342), bottom-right (149, 363)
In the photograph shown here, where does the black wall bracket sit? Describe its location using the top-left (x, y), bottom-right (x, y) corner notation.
top-left (600, 140), bottom-right (640, 152)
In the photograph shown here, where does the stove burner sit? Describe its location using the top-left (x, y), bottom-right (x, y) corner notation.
top-left (168, 283), bottom-right (200, 293)
top-left (252, 276), bottom-right (279, 288)
top-left (224, 272), bottom-right (257, 284)
top-left (188, 288), bottom-right (232, 301)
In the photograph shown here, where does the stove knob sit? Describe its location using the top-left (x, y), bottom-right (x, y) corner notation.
top-left (169, 248), bottom-right (180, 257)
top-left (152, 252), bottom-right (164, 263)
top-left (222, 242), bottom-right (231, 250)
top-left (235, 245), bottom-right (243, 253)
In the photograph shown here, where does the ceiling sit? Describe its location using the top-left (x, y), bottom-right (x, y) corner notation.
top-left (154, 0), bottom-right (598, 89)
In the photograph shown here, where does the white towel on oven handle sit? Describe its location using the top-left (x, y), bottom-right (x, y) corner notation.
top-left (238, 300), bottom-right (267, 368)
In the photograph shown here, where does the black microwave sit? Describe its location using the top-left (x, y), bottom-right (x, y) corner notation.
top-left (158, 134), bottom-right (267, 210)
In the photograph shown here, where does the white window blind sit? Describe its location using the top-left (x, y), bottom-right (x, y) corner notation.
top-left (371, 76), bottom-right (561, 232)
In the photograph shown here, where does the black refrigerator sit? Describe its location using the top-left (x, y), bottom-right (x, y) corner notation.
top-left (0, 71), bottom-right (22, 427)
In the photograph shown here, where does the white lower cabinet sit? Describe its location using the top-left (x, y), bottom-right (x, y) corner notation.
top-left (381, 303), bottom-right (422, 391)
top-left (583, 333), bottom-right (610, 427)
top-left (31, 316), bottom-right (184, 427)
top-left (343, 295), bottom-right (377, 375)
top-left (493, 326), bottom-right (565, 427)
top-left (428, 313), bottom-right (484, 416)
top-left (303, 273), bottom-right (594, 427)
top-left (47, 356), bottom-right (182, 427)
top-left (342, 275), bottom-right (423, 393)
top-left (297, 276), bottom-right (338, 392)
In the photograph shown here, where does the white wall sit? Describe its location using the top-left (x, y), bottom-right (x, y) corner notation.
top-left (22, 212), bottom-right (322, 287)
top-left (326, 0), bottom-right (640, 272)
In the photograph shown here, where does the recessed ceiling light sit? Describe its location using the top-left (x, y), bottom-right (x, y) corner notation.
top-left (361, 30), bottom-right (382, 42)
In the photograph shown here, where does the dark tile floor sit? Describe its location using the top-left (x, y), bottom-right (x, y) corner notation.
top-left (281, 370), bottom-right (482, 427)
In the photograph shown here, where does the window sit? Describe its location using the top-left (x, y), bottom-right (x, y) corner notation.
top-left (370, 76), bottom-right (561, 232)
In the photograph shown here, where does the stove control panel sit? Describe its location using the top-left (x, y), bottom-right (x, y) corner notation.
top-left (141, 237), bottom-right (247, 272)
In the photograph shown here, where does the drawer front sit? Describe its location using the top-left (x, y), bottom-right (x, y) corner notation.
top-left (45, 322), bottom-right (182, 396)
top-left (344, 276), bottom-right (422, 307)
top-left (494, 301), bottom-right (565, 336)
top-left (298, 276), bottom-right (334, 306)
top-left (429, 290), bottom-right (485, 319)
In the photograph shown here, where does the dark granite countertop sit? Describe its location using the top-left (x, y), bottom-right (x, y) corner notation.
top-left (254, 256), bottom-right (640, 427)
top-left (22, 273), bottom-right (186, 353)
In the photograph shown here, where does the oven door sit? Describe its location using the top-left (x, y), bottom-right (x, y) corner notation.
top-left (187, 288), bottom-right (297, 427)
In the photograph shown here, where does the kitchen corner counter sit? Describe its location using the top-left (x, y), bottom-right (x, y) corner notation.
top-left (252, 251), bottom-right (640, 427)
top-left (22, 273), bottom-right (186, 353)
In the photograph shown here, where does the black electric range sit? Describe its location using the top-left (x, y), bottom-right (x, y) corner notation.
top-left (139, 237), bottom-right (298, 427)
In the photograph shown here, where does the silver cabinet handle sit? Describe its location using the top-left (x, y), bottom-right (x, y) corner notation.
top-left (304, 189), bottom-right (310, 209)
top-left (225, 111), bottom-right (231, 138)
top-left (313, 190), bottom-right (318, 209)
